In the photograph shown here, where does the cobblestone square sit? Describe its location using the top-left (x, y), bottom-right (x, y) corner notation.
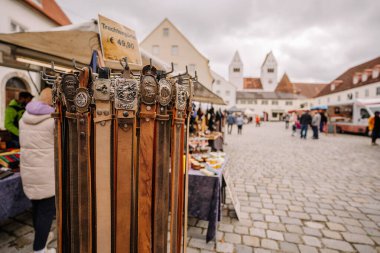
top-left (0, 122), bottom-right (379, 252)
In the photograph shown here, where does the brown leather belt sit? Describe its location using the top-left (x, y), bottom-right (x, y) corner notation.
top-left (93, 77), bottom-right (112, 253)
top-left (170, 80), bottom-right (187, 253)
top-left (138, 71), bottom-right (158, 253)
top-left (114, 76), bottom-right (139, 253)
top-left (153, 78), bottom-right (172, 253)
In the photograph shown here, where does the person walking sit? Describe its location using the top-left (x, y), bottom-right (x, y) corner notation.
top-left (4, 91), bottom-right (33, 148)
top-left (284, 114), bottom-right (290, 129)
top-left (299, 110), bottom-right (312, 139)
top-left (311, 111), bottom-right (321, 139)
top-left (320, 111), bottom-right (328, 132)
top-left (226, 113), bottom-right (235, 134)
top-left (236, 114), bottom-right (244, 135)
top-left (19, 88), bottom-right (56, 253)
top-left (368, 111), bottom-right (380, 145)
top-left (255, 115), bottom-right (261, 127)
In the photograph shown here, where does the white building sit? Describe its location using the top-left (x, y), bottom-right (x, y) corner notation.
top-left (140, 18), bottom-right (214, 90)
top-left (314, 56), bottom-right (380, 106)
top-left (260, 51), bottom-right (278, 92)
top-left (228, 51), bottom-right (244, 90)
top-left (211, 71), bottom-right (236, 108)
top-left (0, 0), bottom-right (70, 129)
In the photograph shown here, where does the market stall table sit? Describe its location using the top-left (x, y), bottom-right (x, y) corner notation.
top-left (187, 158), bottom-right (227, 242)
top-left (0, 173), bottom-right (31, 222)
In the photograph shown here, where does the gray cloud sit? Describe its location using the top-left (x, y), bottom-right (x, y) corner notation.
top-left (57, 0), bottom-right (380, 83)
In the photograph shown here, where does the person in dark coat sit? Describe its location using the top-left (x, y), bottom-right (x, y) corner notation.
top-left (299, 110), bottom-right (312, 139)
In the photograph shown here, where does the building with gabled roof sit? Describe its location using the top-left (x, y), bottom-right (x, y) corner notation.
top-left (140, 18), bottom-right (214, 90)
top-left (0, 0), bottom-right (71, 129)
top-left (315, 56), bottom-right (380, 106)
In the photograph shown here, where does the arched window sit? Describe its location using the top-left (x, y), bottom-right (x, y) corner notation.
top-left (5, 77), bottom-right (29, 106)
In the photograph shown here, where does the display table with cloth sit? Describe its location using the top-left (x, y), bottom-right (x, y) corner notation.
top-left (187, 159), bottom-right (227, 242)
top-left (0, 173), bottom-right (31, 222)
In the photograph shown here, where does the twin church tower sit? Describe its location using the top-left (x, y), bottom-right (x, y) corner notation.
top-left (228, 51), bottom-right (278, 92)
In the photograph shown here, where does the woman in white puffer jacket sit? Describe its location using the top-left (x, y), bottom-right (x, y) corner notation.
top-left (19, 88), bottom-right (56, 253)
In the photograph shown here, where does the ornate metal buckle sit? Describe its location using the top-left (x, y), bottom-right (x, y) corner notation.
top-left (175, 82), bottom-right (187, 111)
top-left (114, 78), bottom-right (139, 110)
top-left (158, 78), bottom-right (172, 107)
top-left (74, 87), bottom-right (91, 113)
top-left (140, 75), bottom-right (158, 105)
top-left (94, 79), bottom-right (111, 101)
top-left (61, 74), bottom-right (79, 113)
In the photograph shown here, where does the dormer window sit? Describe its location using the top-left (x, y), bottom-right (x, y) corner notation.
top-left (372, 66), bottom-right (380, 79)
top-left (233, 68), bottom-right (240, 73)
top-left (362, 73), bottom-right (368, 82)
top-left (331, 84), bottom-right (335, 91)
top-left (353, 74), bottom-right (359, 85)
top-left (267, 68), bottom-right (274, 73)
top-left (163, 28), bottom-right (169, 37)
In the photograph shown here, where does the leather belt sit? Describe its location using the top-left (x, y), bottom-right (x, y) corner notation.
top-left (52, 78), bottom-right (64, 253)
top-left (153, 78), bottom-right (172, 253)
top-left (138, 71), bottom-right (158, 253)
top-left (114, 76), bottom-right (139, 253)
top-left (76, 68), bottom-right (92, 253)
top-left (93, 76), bottom-right (112, 253)
top-left (170, 80), bottom-right (187, 253)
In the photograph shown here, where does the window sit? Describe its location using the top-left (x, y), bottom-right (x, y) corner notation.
top-left (360, 108), bottom-right (370, 119)
top-left (10, 20), bottom-right (27, 32)
top-left (241, 100), bottom-right (246, 104)
top-left (225, 90), bottom-right (230, 95)
top-left (355, 91), bottom-right (359, 98)
top-left (152, 45), bottom-right (160, 55)
top-left (163, 28), bottom-right (169, 37)
top-left (267, 68), bottom-right (274, 73)
top-left (327, 97), bottom-right (330, 103)
top-left (216, 80), bottom-right (221, 85)
top-left (233, 68), bottom-right (240, 73)
top-left (337, 95), bottom-right (341, 102)
top-left (272, 112), bottom-right (278, 118)
top-left (268, 79), bottom-right (273, 84)
top-left (253, 100), bottom-right (257, 104)
top-left (216, 90), bottom-right (221, 94)
top-left (171, 45), bottom-right (179, 56)
top-left (188, 64), bottom-right (196, 73)
top-left (365, 89), bottom-right (369, 97)
top-left (285, 101), bottom-right (293, 106)
top-left (318, 99), bottom-right (321, 105)
top-left (262, 100), bottom-right (268, 105)
top-left (347, 93), bottom-right (353, 100)
top-left (331, 84), bottom-right (335, 91)
top-left (225, 100), bottom-right (229, 105)
top-left (377, 87), bottom-right (380, 96)
top-left (272, 100), bottom-right (278, 105)
top-left (5, 77), bottom-right (29, 106)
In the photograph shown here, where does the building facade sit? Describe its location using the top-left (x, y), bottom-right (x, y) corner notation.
top-left (228, 51), bottom-right (244, 90)
top-left (314, 57), bottom-right (380, 106)
top-left (140, 18), bottom-right (214, 90)
top-left (211, 71), bottom-right (236, 108)
top-left (0, 0), bottom-right (70, 129)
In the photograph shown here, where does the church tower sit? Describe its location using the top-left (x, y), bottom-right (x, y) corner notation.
top-left (260, 51), bottom-right (278, 92)
top-left (229, 51), bottom-right (244, 90)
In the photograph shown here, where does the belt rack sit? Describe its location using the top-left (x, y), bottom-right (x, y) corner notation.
top-left (45, 58), bottom-right (195, 253)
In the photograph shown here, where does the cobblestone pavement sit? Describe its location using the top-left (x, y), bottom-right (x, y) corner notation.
top-left (0, 122), bottom-right (379, 253)
top-left (187, 122), bottom-right (380, 253)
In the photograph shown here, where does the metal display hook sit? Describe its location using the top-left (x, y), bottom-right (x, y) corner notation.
top-left (72, 58), bottom-right (84, 72)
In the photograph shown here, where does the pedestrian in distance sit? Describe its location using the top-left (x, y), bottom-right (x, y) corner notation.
top-left (226, 113), bottom-right (235, 134)
top-left (368, 111), bottom-right (380, 145)
top-left (255, 115), bottom-right (261, 127)
top-left (19, 88), bottom-right (56, 253)
top-left (4, 91), bottom-right (34, 148)
top-left (311, 110), bottom-right (321, 139)
top-left (236, 114), bottom-right (244, 135)
top-left (284, 114), bottom-right (290, 129)
top-left (299, 110), bottom-right (312, 139)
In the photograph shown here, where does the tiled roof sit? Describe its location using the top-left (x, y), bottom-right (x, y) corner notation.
top-left (24, 0), bottom-right (71, 26)
top-left (275, 73), bottom-right (327, 98)
top-left (237, 91), bottom-right (306, 100)
top-left (317, 56), bottom-right (380, 97)
top-left (293, 83), bottom-right (328, 98)
top-left (243, 77), bottom-right (263, 89)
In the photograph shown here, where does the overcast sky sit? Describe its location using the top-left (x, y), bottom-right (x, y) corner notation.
top-left (57, 0), bottom-right (380, 83)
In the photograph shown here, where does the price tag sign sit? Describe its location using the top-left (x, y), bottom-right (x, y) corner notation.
top-left (98, 14), bottom-right (142, 66)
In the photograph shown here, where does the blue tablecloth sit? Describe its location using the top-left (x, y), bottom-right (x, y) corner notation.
top-left (188, 159), bottom-right (226, 242)
top-left (0, 173), bottom-right (31, 222)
